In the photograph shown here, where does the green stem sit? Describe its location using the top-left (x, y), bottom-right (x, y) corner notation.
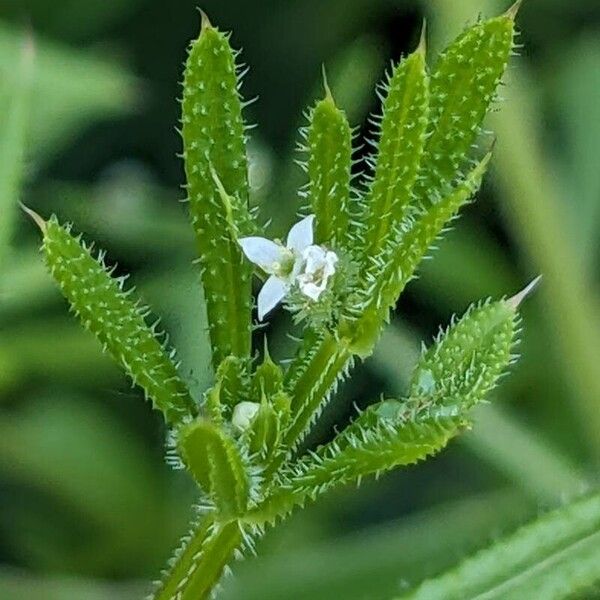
top-left (152, 516), bottom-right (243, 600)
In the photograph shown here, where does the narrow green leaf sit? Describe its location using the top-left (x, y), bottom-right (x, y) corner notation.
top-left (0, 34), bottom-right (34, 267)
top-left (360, 41), bottom-right (429, 256)
top-left (341, 153), bottom-right (491, 358)
top-left (39, 215), bottom-right (196, 425)
top-left (414, 11), bottom-right (516, 202)
top-left (305, 84), bottom-right (353, 247)
top-left (402, 491), bottom-right (600, 600)
top-left (182, 15), bottom-right (253, 368)
top-left (178, 419), bottom-right (249, 518)
top-left (152, 515), bottom-right (243, 600)
top-left (407, 296), bottom-right (520, 415)
top-left (249, 402), bottom-right (460, 524)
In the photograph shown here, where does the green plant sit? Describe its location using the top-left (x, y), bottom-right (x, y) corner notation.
top-left (24, 4), bottom-right (534, 599)
top-left (403, 490), bottom-right (600, 599)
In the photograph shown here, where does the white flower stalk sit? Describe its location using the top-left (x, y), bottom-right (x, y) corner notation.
top-left (238, 215), bottom-right (338, 320)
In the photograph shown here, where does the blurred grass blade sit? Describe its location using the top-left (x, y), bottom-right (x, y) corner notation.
top-left (0, 21), bottom-right (137, 161)
top-left (402, 491), bottom-right (600, 600)
top-left (0, 33), bottom-right (34, 268)
top-left (465, 404), bottom-right (587, 502)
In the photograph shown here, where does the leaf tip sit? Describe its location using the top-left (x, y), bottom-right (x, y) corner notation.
top-left (198, 8), bottom-right (213, 32)
top-left (20, 203), bottom-right (46, 234)
top-left (321, 64), bottom-right (335, 103)
top-left (507, 275), bottom-right (542, 309)
top-left (505, 0), bottom-right (524, 20)
top-left (417, 19), bottom-right (427, 55)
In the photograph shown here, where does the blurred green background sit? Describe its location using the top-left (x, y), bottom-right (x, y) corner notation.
top-left (0, 0), bottom-right (598, 598)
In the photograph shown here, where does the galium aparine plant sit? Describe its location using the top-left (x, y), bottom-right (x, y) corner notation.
top-left (24, 3), bottom-right (535, 598)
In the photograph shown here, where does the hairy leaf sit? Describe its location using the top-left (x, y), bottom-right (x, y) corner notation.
top-left (182, 15), bottom-right (253, 368)
top-left (341, 152), bottom-right (491, 357)
top-left (40, 215), bottom-right (196, 425)
top-left (402, 491), bottom-right (600, 600)
top-left (179, 419), bottom-right (249, 519)
top-left (414, 11), bottom-right (516, 202)
top-left (360, 39), bottom-right (429, 257)
top-left (249, 402), bottom-right (461, 524)
top-left (408, 296), bottom-right (520, 415)
top-left (305, 85), bottom-right (353, 247)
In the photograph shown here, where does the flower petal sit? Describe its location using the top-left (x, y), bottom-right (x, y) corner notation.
top-left (257, 275), bottom-right (288, 321)
top-left (238, 237), bottom-right (285, 271)
top-left (286, 215), bottom-right (314, 253)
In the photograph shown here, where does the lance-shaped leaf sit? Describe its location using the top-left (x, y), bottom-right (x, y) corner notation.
top-left (408, 291), bottom-right (526, 416)
top-left (414, 9), bottom-right (517, 203)
top-left (38, 214), bottom-right (196, 425)
top-left (360, 36), bottom-right (429, 257)
top-left (152, 514), bottom-right (243, 600)
top-left (0, 34), bottom-right (33, 268)
top-left (205, 355), bottom-right (250, 422)
top-left (402, 491), bottom-right (600, 600)
top-left (249, 400), bottom-right (461, 524)
top-left (178, 419), bottom-right (249, 519)
top-left (341, 152), bottom-right (491, 357)
top-left (182, 14), bottom-right (253, 368)
top-left (304, 83), bottom-right (353, 247)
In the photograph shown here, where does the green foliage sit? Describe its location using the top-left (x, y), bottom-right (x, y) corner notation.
top-left (182, 14), bottom-right (254, 369)
top-left (0, 34), bottom-right (33, 268)
top-left (305, 81), bottom-right (353, 248)
top-left (40, 215), bottom-right (197, 426)
top-left (359, 37), bottom-right (429, 257)
top-left (178, 420), bottom-right (249, 519)
top-left (30, 6), bottom-right (533, 600)
top-left (408, 295), bottom-right (519, 414)
top-left (247, 407), bottom-right (461, 525)
top-left (414, 9), bottom-right (516, 202)
top-left (402, 491), bottom-right (600, 600)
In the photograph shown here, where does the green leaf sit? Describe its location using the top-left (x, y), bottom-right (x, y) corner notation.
top-left (152, 515), bottom-right (243, 600)
top-left (407, 296), bottom-right (520, 415)
top-left (182, 15), bottom-right (253, 368)
top-left (341, 152), bottom-right (491, 358)
top-left (402, 491), bottom-right (600, 600)
top-left (0, 34), bottom-right (33, 268)
top-left (210, 355), bottom-right (250, 418)
top-left (248, 401), bottom-right (461, 524)
top-left (178, 419), bottom-right (249, 519)
top-left (40, 215), bottom-right (196, 425)
top-left (360, 39), bottom-right (429, 257)
top-left (414, 11), bottom-right (516, 202)
top-left (304, 83), bottom-right (353, 247)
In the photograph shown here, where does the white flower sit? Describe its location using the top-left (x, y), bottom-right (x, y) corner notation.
top-left (231, 401), bottom-right (260, 432)
top-left (238, 215), bottom-right (338, 320)
top-left (297, 245), bottom-right (339, 301)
